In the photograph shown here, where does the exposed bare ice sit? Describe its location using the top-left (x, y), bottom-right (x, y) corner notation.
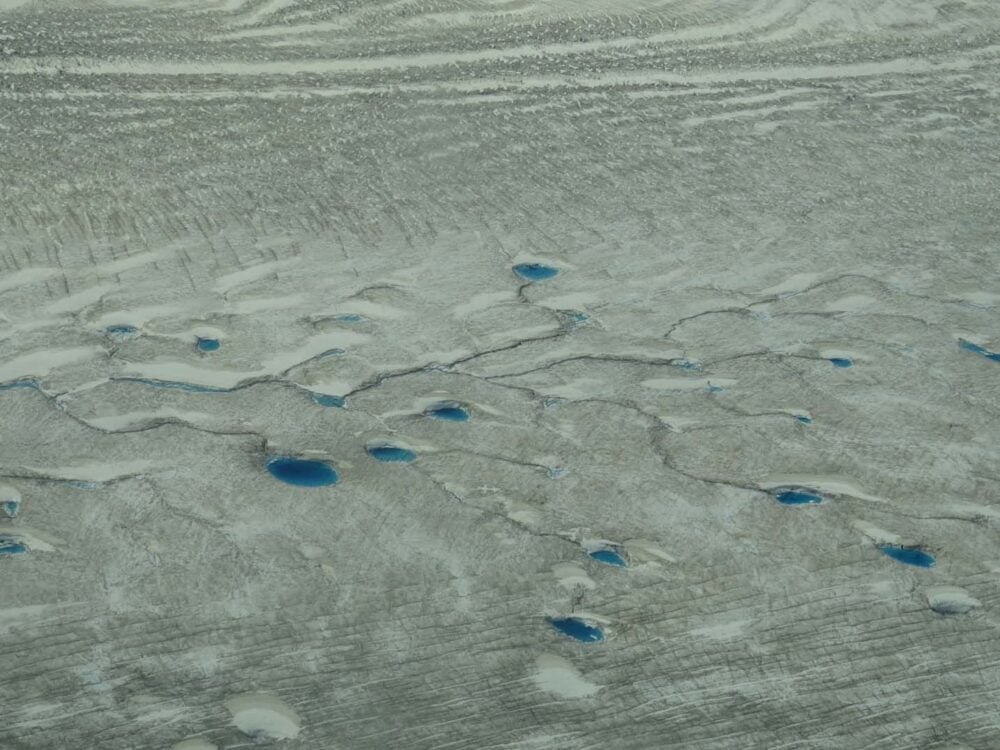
top-left (2, 0), bottom-right (998, 747)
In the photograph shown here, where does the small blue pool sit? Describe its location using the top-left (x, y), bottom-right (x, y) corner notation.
top-left (773, 488), bottom-right (823, 505)
top-left (548, 616), bottom-right (604, 643)
top-left (0, 379), bottom-right (41, 392)
top-left (589, 548), bottom-right (628, 567)
top-left (0, 537), bottom-right (28, 556)
top-left (828, 357), bottom-right (853, 368)
top-left (106, 325), bottom-right (139, 340)
top-left (367, 445), bottom-right (417, 463)
top-left (313, 393), bottom-right (346, 408)
top-left (266, 457), bottom-right (339, 487)
top-left (795, 415), bottom-right (812, 424)
top-left (425, 402), bottom-right (469, 422)
top-left (959, 338), bottom-right (1000, 363)
top-left (196, 337), bottom-right (221, 352)
top-left (513, 263), bottom-right (559, 282)
top-left (878, 545), bottom-right (935, 568)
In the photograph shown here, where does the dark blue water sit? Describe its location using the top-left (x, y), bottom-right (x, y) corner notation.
top-left (115, 377), bottom-right (230, 393)
top-left (196, 337), bottom-right (221, 352)
top-left (335, 314), bottom-right (365, 323)
top-left (548, 617), bottom-right (604, 643)
top-left (367, 445), bottom-right (417, 463)
top-left (2, 500), bottom-right (20, 518)
top-left (589, 548), bottom-right (628, 567)
top-left (513, 263), bottom-right (559, 282)
top-left (312, 393), bottom-right (346, 408)
top-left (773, 488), bottom-right (823, 505)
top-left (425, 402), bottom-right (469, 422)
top-left (266, 457), bottom-right (339, 487)
top-left (829, 357), bottom-right (853, 368)
top-left (0, 537), bottom-right (28, 556)
top-left (106, 325), bottom-right (139, 340)
top-left (959, 338), bottom-right (1000, 363)
top-left (878, 545), bottom-right (935, 568)
top-left (795, 415), bottom-right (813, 424)
top-left (678, 360), bottom-right (702, 371)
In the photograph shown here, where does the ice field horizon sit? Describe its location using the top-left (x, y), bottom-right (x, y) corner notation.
top-left (2, 0), bottom-right (999, 748)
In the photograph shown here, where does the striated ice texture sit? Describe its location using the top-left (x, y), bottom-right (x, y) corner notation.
top-left (1, 0), bottom-right (999, 748)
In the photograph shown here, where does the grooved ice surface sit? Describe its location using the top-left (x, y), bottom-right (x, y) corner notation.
top-left (1, 1), bottom-right (999, 748)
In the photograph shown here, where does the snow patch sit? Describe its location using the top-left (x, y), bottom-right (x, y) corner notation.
top-left (0, 267), bottom-right (59, 293)
top-left (20, 461), bottom-right (154, 484)
top-left (851, 520), bottom-right (902, 546)
top-left (224, 693), bottom-right (301, 741)
top-left (623, 539), bottom-right (677, 564)
top-left (172, 739), bottom-right (217, 750)
top-left (925, 586), bottom-right (981, 615)
top-left (506, 501), bottom-right (542, 527)
top-left (551, 563), bottom-right (595, 590)
top-left (83, 409), bottom-right (217, 431)
top-left (0, 347), bottom-right (101, 383)
top-left (214, 259), bottom-right (299, 294)
top-left (532, 654), bottom-right (601, 698)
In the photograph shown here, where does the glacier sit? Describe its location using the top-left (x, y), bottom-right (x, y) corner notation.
top-left (1, 0), bottom-right (999, 748)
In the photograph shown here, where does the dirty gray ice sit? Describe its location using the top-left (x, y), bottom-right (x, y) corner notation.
top-left (1, 0), bottom-right (999, 748)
